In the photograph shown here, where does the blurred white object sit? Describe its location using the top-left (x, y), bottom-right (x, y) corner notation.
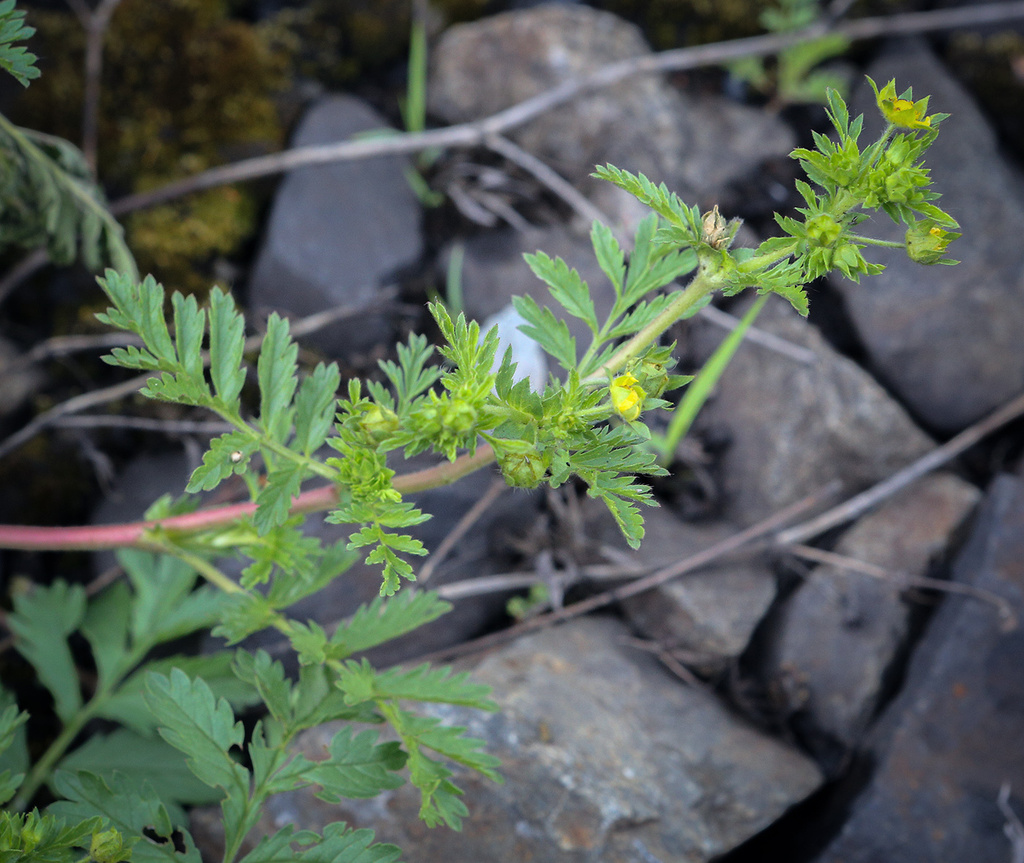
top-left (481, 303), bottom-right (548, 393)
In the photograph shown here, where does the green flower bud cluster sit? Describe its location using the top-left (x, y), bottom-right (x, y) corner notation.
top-left (744, 76), bottom-right (959, 292)
top-left (327, 440), bottom-right (398, 505)
top-left (90, 828), bottom-right (135, 863)
top-left (411, 391), bottom-right (481, 462)
top-left (493, 438), bottom-right (552, 488)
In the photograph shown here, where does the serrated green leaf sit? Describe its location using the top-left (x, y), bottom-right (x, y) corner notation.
top-left (302, 727), bottom-right (405, 802)
top-left (144, 669), bottom-right (248, 793)
top-left (212, 593), bottom-right (279, 646)
top-left (379, 332), bottom-right (440, 413)
top-left (0, 809), bottom-right (103, 862)
top-left (257, 313), bottom-right (299, 444)
top-left (341, 661), bottom-right (496, 711)
top-left (524, 251), bottom-right (598, 333)
top-left (8, 581), bottom-right (85, 722)
top-left (55, 729), bottom-right (222, 807)
top-left (140, 370), bottom-right (209, 404)
top-left (100, 653), bottom-right (260, 736)
top-left (0, 696), bottom-right (28, 805)
top-left (247, 723), bottom-right (314, 797)
top-left (106, 342), bottom-right (160, 370)
top-left (597, 492), bottom-right (645, 549)
top-left (119, 550), bottom-right (226, 645)
top-left (593, 164), bottom-right (700, 238)
top-left (590, 220), bottom-right (626, 297)
top-left (50, 771), bottom-right (200, 863)
top-left (80, 580), bottom-right (132, 691)
top-left (329, 590), bottom-right (450, 658)
top-left (186, 430), bottom-right (260, 492)
top-left (171, 292), bottom-right (207, 383)
top-left (137, 275), bottom-right (176, 366)
top-left (253, 463), bottom-right (306, 536)
top-left (208, 287), bottom-right (246, 412)
top-left (293, 362), bottom-right (341, 455)
top-left (399, 712), bottom-right (501, 780)
top-left (239, 823), bottom-right (402, 863)
top-left (230, 650), bottom-right (292, 725)
top-left (511, 294), bottom-right (576, 371)
top-left (0, 0), bottom-right (40, 87)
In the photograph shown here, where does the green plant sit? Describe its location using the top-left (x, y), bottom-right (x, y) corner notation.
top-left (0, 1), bottom-right (136, 279)
top-left (728, 0), bottom-right (851, 105)
top-left (0, 5), bottom-right (958, 858)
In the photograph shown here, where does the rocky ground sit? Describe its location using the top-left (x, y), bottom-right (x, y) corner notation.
top-left (5, 2), bottom-right (1024, 861)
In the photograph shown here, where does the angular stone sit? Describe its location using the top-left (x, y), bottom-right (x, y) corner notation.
top-left (688, 294), bottom-right (934, 526)
top-left (592, 503), bottom-right (778, 675)
top-left (829, 40), bottom-right (1024, 432)
top-left (429, 4), bottom-right (794, 213)
top-left (816, 474), bottom-right (1024, 862)
top-left (215, 616), bottom-right (821, 862)
top-left (429, 4), bottom-right (687, 189)
top-left (248, 94), bottom-right (422, 358)
top-left (762, 472), bottom-right (980, 758)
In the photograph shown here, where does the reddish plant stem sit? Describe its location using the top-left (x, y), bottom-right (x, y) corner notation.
top-left (0, 445), bottom-right (497, 552)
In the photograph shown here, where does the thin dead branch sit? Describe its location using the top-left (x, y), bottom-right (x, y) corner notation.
top-left (775, 391), bottom-right (1024, 547)
top-left (789, 543), bottom-right (1018, 631)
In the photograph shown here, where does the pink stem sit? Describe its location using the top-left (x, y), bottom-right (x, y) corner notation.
top-left (0, 446), bottom-right (497, 552)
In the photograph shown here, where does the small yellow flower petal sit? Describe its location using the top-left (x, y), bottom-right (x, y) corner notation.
top-left (610, 373), bottom-right (645, 422)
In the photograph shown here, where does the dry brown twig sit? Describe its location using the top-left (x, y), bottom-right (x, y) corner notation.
top-left (788, 543), bottom-right (1018, 631)
top-left (63, 0), bottom-right (124, 172)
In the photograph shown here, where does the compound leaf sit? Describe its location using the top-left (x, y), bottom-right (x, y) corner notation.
top-left (293, 362), bottom-right (341, 456)
top-left (8, 581), bottom-right (85, 722)
top-left (208, 287), bottom-right (246, 412)
top-left (302, 727), bottom-right (405, 802)
top-left (143, 669), bottom-right (247, 794)
top-left (257, 313), bottom-right (299, 444)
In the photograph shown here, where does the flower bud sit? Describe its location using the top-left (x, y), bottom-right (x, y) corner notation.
top-left (805, 213), bottom-right (842, 246)
top-left (360, 404), bottom-right (399, 441)
top-left (497, 446), bottom-right (551, 488)
top-left (90, 828), bottom-right (133, 863)
top-left (441, 399), bottom-right (477, 434)
top-left (635, 358), bottom-right (669, 398)
top-left (870, 78), bottom-right (934, 131)
top-left (610, 373), bottom-right (645, 422)
top-left (905, 219), bottom-right (960, 265)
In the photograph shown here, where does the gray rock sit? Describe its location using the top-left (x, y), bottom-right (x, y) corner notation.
top-left (429, 4), bottom-right (687, 190)
top-left (763, 472), bottom-right (979, 758)
top-left (676, 94), bottom-right (796, 211)
top-left (589, 502), bottom-right (778, 675)
top-left (248, 94), bottom-right (423, 358)
top-left (688, 294), bottom-right (934, 526)
top-left (429, 5), bottom-right (794, 211)
top-left (223, 616), bottom-right (821, 862)
top-left (816, 474), bottom-right (1024, 863)
top-left (829, 40), bottom-right (1024, 433)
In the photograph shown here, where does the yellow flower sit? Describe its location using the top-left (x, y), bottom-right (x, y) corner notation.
top-left (610, 373), bottom-right (645, 422)
top-left (869, 78), bottom-right (934, 131)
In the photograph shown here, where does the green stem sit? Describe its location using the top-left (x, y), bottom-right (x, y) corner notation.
top-left (583, 271), bottom-right (715, 385)
top-left (12, 701), bottom-right (101, 810)
top-left (849, 234), bottom-right (903, 249)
